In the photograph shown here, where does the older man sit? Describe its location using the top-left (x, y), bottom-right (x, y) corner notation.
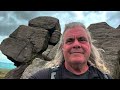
top-left (29, 22), bottom-right (112, 79)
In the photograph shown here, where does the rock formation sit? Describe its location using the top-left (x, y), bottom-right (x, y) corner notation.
top-left (0, 16), bottom-right (61, 79)
top-left (88, 22), bottom-right (120, 79)
top-left (0, 18), bottom-right (120, 79)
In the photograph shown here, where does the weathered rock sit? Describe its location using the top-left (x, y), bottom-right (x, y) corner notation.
top-left (0, 37), bottom-right (28, 61)
top-left (10, 25), bottom-right (35, 41)
top-left (1, 25), bottom-right (50, 64)
top-left (5, 64), bottom-right (28, 79)
top-left (16, 43), bottom-right (33, 63)
top-left (49, 30), bottom-right (61, 45)
top-left (88, 22), bottom-right (114, 30)
top-left (88, 27), bottom-right (120, 79)
top-left (0, 16), bottom-right (62, 79)
top-left (42, 45), bottom-right (54, 60)
top-left (28, 16), bottom-right (61, 33)
top-left (21, 58), bottom-right (48, 79)
top-left (42, 43), bottom-right (59, 61)
top-left (30, 29), bottom-right (49, 53)
top-left (10, 25), bottom-right (50, 53)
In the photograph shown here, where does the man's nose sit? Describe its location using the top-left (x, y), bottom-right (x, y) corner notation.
top-left (73, 40), bottom-right (81, 48)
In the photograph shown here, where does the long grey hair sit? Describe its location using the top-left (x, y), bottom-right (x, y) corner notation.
top-left (44, 22), bottom-right (110, 74)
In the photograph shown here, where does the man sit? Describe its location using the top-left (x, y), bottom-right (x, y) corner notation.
top-left (29, 22), bottom-right (112, 79)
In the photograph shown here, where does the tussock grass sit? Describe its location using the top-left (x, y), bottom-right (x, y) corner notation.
top-left (0, 68), bottom-right (11, 79)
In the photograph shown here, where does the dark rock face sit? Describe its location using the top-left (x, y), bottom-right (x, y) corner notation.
top-left (4, 64), bottom-right (29, 79)
top-left (21, 58), bottom-right (48, 79)
top-left (29, 16), bottom-right (61, 31)
top-left (1, 25), bottom-right (49, 63)
top-left (88, 22), bottom-right (114, 30)
top-left (28, 16), bottom-right (61, 45)
top-left (88, 23), bottom-right (120, 79)
top-left (49, 30), bottom-right (61, 45)
top-left (0, 16), bottom-right (61, 79)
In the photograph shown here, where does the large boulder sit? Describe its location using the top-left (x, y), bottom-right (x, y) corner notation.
top-left (88, 25), bottom-right (120, 79)
top-left (28, 16), bottom-right (61, 45)
top-left (88, 22), bottom-right (114, 30)
top-left (10, 25), bottom-right (50, 53)
top-left (29, 16), bottom-right (61, 31)
top-left (21, 58), bottom-right (48, 79)
top-left (0, 16), bottom-right (62, 79)
top-left (21, 42), bottom-right (59, 79)
top-left (0, 25), bottom-right (49, 64)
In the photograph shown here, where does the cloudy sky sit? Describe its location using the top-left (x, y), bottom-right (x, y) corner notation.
top-left (0, 11), bottom-right (120, 63)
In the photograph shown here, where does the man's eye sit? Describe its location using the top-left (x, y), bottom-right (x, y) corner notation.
top-left (78, 37), bottom-right (87, 42)
top-left (66, 38), bottom-right (74, 43)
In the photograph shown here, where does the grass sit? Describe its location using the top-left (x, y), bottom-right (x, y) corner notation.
top-left (0, 68), bottom-right (11, 79)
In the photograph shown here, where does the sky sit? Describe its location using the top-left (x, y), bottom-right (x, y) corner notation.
top-left (0, 11), bottom-right (120, 63)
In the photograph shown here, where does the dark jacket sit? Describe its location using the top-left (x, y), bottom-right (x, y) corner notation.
top-left (29, 62), bottom-right (112, 79)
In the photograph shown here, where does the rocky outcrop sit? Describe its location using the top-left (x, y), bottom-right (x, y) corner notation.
top-left (88, 22), bottom-right (114, 30)
top-left (88, 22), bottom-right (120, 79)
top-left (20, 58), bottom-right (48, 79)
top-left (0, 16), bottom-right (61, 79)
top-left (29, 16), bottom-right (61, 45)
top-left (1, 26), bottom-right (49, 63)
top-left (0, 17), bottom-right (120, 79)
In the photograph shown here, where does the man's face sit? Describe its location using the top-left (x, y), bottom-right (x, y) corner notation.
top-left (62, 26), bottom-right (91, 65)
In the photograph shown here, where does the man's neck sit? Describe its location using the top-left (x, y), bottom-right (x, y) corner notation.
top-left (64, 61), bottom-right (89, 75)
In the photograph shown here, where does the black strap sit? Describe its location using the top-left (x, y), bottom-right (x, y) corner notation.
top-left (89, 66), bottom-right (111, 79)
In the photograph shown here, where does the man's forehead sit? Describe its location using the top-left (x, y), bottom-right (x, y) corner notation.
top-left (64, 29), bottom-right (87, 37)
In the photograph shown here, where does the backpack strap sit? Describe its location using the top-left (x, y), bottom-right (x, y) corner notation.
top-left (50, 66), bottom-right (59, 79)
top-left (89, 66), bottom-right (112, 79)
top-left (103, 74), bottom-right (112, 79)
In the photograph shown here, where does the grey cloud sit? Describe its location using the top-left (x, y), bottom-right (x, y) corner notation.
top-left (0, 11), bottom-right (71, 36)
top-left (0, 24), bottom-right (19, 36)
top-left (13, 11), bottom-right (40, 20)
top-left (0, 11), bottom-right (28, 36)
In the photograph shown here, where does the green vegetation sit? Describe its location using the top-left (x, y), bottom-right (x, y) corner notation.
top-left (0, 68), bottom-right (11, 79)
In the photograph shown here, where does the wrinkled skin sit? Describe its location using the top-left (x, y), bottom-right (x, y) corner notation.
top-left (62, 26), bottom-right (91, 75)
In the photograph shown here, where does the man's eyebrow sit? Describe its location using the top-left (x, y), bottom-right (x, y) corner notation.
top-left (65, 36), bottom-right (74, 39)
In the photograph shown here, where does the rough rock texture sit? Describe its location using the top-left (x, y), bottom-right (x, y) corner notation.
top-left (42, 43), bottom-right (59, 61)
top-left (88, 22), bottom-right (114, 30)
top-left (20, 58), bottom-right (48, 79)
top-left (1, 25), bottom-right (49, 63)
top-left (0, 16), bottom-right (61, 79)
top-left (49, 30), bottom-right (61, 45)
top-left (1, 17), bottom-right (120, 79)
top-left (29, 16), bottom-right (61, 31)
top-left (28, 16), bottom-right (61, 45)
top-left (88, 22), bottom-right (120, 79)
